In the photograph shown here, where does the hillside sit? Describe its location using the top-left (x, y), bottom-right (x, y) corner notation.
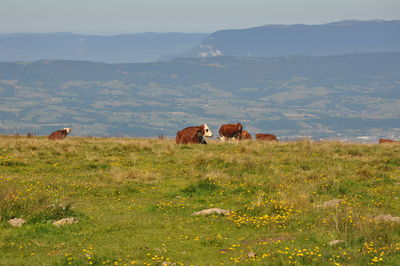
top-left (0, 136), bottom-right (399, 264)
top-left (0, 32), bottom-right (208, 63)
top-left (0, 52), bottom-right (399, 139)
top-left (180, 20), bottom-right (400, 58)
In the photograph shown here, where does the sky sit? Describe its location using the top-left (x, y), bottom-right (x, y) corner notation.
top-left (1, 0), bottom-right (399, 35)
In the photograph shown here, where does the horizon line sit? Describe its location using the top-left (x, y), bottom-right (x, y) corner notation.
top-left (0, 19), bottom-right (398, 36)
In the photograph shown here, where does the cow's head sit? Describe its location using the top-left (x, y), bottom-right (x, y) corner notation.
top-left (201, 124), bottom-right (213, 138)
top-left (62, 128), bottom-right (72, 134)
top-left (235, 123), bottom-right (243, 132)
top-left (235, 123), bottom-right (243, 138)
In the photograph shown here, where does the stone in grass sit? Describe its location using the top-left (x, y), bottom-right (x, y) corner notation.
top-left (247, 251), bottom-right (257, 258)
top-left (328, 240), bottom-right (345, 246)
top-left (8, 218), bottom-right (26, 227)
top-left (192, 208), bottom-right (230, 216)
top-left (53, 217), bottom-right (78, 227)
top-left (374, 214), bottom-right (400, 223)
top-left (317, 199), bottom-right (343, 208)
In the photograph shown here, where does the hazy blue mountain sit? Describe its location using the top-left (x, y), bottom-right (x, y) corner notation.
top-left (0, 52), bottom-right (399, 140)
top-left (180, 20), bottom-right (400, 58)
top-left (0, 32), bottom-right (208, 63)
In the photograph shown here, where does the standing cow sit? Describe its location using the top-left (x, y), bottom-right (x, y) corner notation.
top-left (219, 123), bottom-right (243, 141)
top-left (48, 128), bottom-right (72, 140)
top-left (176, 124), bottom-right (213, 144)
top-left (256, 133), bottom-right (278, 142)
top-left (240, 130), bottom-right (252, 140)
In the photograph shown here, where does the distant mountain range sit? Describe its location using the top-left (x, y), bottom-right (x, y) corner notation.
top-left (0, 52), bottom-right (399, 139)
top-left (1, 20), bottom-right (400, 63)
top-left (0, 32), bottom-right (208, 63)
top-left (180, 20), bottom-right (400, 58)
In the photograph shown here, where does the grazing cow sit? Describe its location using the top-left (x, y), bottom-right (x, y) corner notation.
top-left (48, 128), bottom-right (72, 140)
top-left (219, 123), bottom-right (243, 141)
top-left (256, 133), bottom-right (278, 142)
top-left (176, 124), bottom-right (213, 144)
top-left (379, 138), bottom-right (398, 144)
top-left (240, 130), bottom-right (252, 140)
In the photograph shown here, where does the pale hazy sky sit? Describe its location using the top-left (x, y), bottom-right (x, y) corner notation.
top-left (1, 0), bottom-right (399, 34)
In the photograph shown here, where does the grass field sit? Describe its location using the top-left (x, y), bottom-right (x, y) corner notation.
top-left (0, 136), bottom-right (399, 265)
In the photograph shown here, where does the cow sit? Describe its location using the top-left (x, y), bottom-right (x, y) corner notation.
top-left (240, 130), bottom-right (252, 140)
top-left (48, 128), bottom-right (72, 140)
top-left (219, 123), bottom-right (243, 141)
top-left (379, 138), bottom-right (398, 144)
top-left (176, 124), bottom-right (213, 144)
top-left (256, 133), bottom-right (278, 142)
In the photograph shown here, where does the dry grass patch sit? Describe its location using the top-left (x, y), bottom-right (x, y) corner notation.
top-left (109, 166), bottom-right (161, 183)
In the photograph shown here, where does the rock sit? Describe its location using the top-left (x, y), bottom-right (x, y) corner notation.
top-left (53, 217), bottom-right (78, 227)
top-left (247, 252), bottom-right (257, 258)
top-left (374, 214), bottom-right (400, 223)
top-left (318, 199), bottom-right (343, 208)
top-left (192, 208), bottom-right (230, 216)
top-left (328, 240), bottom-right (345, 246)
top-left (8, 218), bottom-right (26, 227)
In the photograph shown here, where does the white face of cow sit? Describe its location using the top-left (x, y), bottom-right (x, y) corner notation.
top-left (202, 124), bottom-right (213, 138)
top-left (63, 128), bottom-right (72, 134)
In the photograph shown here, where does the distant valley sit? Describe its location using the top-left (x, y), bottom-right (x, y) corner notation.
top-left (0, 52), bottom-right (399, 139)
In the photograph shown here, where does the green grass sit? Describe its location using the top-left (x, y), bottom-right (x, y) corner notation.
top-left (0, 136), bottom-right (399, 265)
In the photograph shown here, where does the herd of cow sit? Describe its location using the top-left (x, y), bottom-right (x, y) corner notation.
top-left (47, 124), bottom-right (278, 143)
top-left (175, 122), bottom-right (277, 144)
top-left (47, 125), bottom-right (398, 144)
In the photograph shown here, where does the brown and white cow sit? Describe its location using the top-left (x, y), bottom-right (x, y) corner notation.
top-left (219, 123), bottom-right (243, 141)
top-left (379, 138), bottom-right (398, 144)
top-left (48, 128), bottom-right (72, 140)
top-left (240, 130), bottom-right (252, 140)
top-left (176, 124), bottom-right (213, 144)
top-left (256, 133), bottom-right (278, 142)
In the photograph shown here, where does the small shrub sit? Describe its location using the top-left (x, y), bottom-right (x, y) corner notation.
top-left (385, 158), bottom-right (400, 166)
top-left (181, 178), bottom-right (220, 196)
top-left (347, 148), bottom-right (363, 157)
top-left (30, 202), bottom-right (78, 223)
top-left (0, 189), bottom-right (78, 223)
top-left (84, 163), bottom-right (110, 170)
top-left (0, 155), bottom-right (26, 167)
